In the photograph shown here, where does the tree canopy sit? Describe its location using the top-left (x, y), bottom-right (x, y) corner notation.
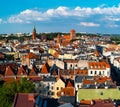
top-left (0, 78), bottom-right (35, 107)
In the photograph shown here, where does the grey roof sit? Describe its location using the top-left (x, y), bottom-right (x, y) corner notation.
top-left (58, 103), bottom-right (74, 107)
top-left (75, 76), bottom-right (94, 83)
top-left (58, 96), bottom-right (75, 104)
top-left (0, 48), bottom-right (10, 53)
top-left (43, 76), bottom-right (56, 82)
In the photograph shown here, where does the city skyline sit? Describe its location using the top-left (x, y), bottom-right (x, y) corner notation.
top-left (1, 0), bottom-right (120, 34)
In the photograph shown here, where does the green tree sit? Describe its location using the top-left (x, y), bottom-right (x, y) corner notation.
top-left (17, 78), bottom-right (35, 93)
top-left (0, 78), bottom-right (35, 107)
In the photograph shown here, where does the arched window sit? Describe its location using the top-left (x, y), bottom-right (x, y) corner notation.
top-left (91, 71), bottom-right (93, 74)
top-left (95, 71), bottom-right (97, 75)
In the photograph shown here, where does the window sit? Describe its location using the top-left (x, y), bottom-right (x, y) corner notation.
top-left (103, 71), bottom-right (104, 75)
top-left (51, 86), bottom-right (54, 90)
top-left (95, 71), bottom-right (97, 75)
top-left (57, 87), bottom-right (59, 90)
top-left (91, 71), bottom-right (93, 74)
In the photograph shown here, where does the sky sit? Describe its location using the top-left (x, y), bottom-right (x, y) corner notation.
top-left (1, 0), bottom-right (120, 34)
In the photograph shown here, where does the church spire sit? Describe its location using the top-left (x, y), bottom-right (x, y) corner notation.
top-left (32, 25), bottom-right (36, 40)
top-left (33, 25), bottom-right (36, 32)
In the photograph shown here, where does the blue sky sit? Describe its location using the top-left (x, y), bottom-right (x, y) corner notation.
top-left (1, 0), bottom-right (120, 34)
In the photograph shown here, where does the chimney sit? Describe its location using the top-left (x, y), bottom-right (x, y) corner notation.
top-left (28, 94), bottom-right (34, 102)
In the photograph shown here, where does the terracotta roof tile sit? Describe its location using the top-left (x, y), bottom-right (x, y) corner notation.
top-left (80, 100), bottom-right (92, 105)
top-left (41, 62), bottom-right (50, 74)
top-left (13, 93), bottom-right (35, 107)
top-left (4, 66), bottom-right (14, 76)
top-left (57, 87), bottom-right (75, 97)
top-left (88, 61), bottom-right (110, 69)
top-left (94, 50), bottom-right (100, 57)
top-left (29, 67), bottom-right (37, 76)
top-left (66, 80), bottom-right (74, 87)
top-left (17, 66), bottom-right (27, 75)
top-left (26, 52), bottom-right (37, 59)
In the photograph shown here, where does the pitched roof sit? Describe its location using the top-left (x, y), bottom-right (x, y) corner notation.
top-left (66, 80), bottom-right (74, 87)
top-left (13, 93), bottom-right (35, 107)
top-left (80, 100), bottom-right (92, 105)
top-left (43, 76), bottom-right (56, 82)
top-left (41, 62), bottom-right (50, 74)
top-left (58, 103), bottom-right (74, 107)
top-left (17, 66), bottom-right (27, 75)
top-left (4, 66), bottom-right (14, 76)
top-left (88, 61), bottom-right (110, 69)
top-left (28, 67), bottom-right (37, 76)
top-left (25, 52), bottom-right (37, 59)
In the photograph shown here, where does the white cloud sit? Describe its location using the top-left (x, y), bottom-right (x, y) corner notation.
top-left (8, 9), bottom-right (49, 23)
top-left (80, 22), bottom-right (100, 27)
top-left (0, 18), bottom-right (3, 23)
top-left (6, 5), bottom-right (120, 25)
top-left (105, 17), bottom-right (120, 21)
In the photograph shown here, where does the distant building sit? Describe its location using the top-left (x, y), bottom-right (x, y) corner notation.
top-left (32, 26), bottom-right (36, 40)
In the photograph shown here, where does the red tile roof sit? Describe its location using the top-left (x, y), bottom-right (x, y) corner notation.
top-left (80, 100), bottom-right (92, 105)
top-left (2, 77), bottom-right (21, 82)
top-left (28, 67), bottom-right (37, 76)
top-left (88, 61), bottom-right (110, 69)
top-left (4, 66), bottom-right (14, 76)
top-left (25, 52), bottom-right (37, 59)
top-left (57, 87), bottom-right (75, 97)
top-left (94, 50), bottom-right (100, 57)
top-left (17, 66), bottom-right (27, 75)
top-left (13, 93), bottom-right (35, 107)
top-left (41, 62), bottom-right (50, 74)
top-left (66, 80), bottom-right (74, 87)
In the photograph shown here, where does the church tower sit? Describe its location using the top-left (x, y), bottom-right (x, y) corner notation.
top-left (32, 26), bottom-right (36, 40)
top-left (70, 29), bottom-right (76, 40)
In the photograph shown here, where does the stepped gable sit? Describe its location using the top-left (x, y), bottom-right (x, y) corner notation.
top-left (4, 66), bottom-right (14, 76)
top-left (29, 66), bottom-right (37, 76)
top-left (17, 66), bottom-right (27, 75)
top-left (26, 52), bottom-right (37, 59)
top-left (41, 62), bottom-right (50, 74)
